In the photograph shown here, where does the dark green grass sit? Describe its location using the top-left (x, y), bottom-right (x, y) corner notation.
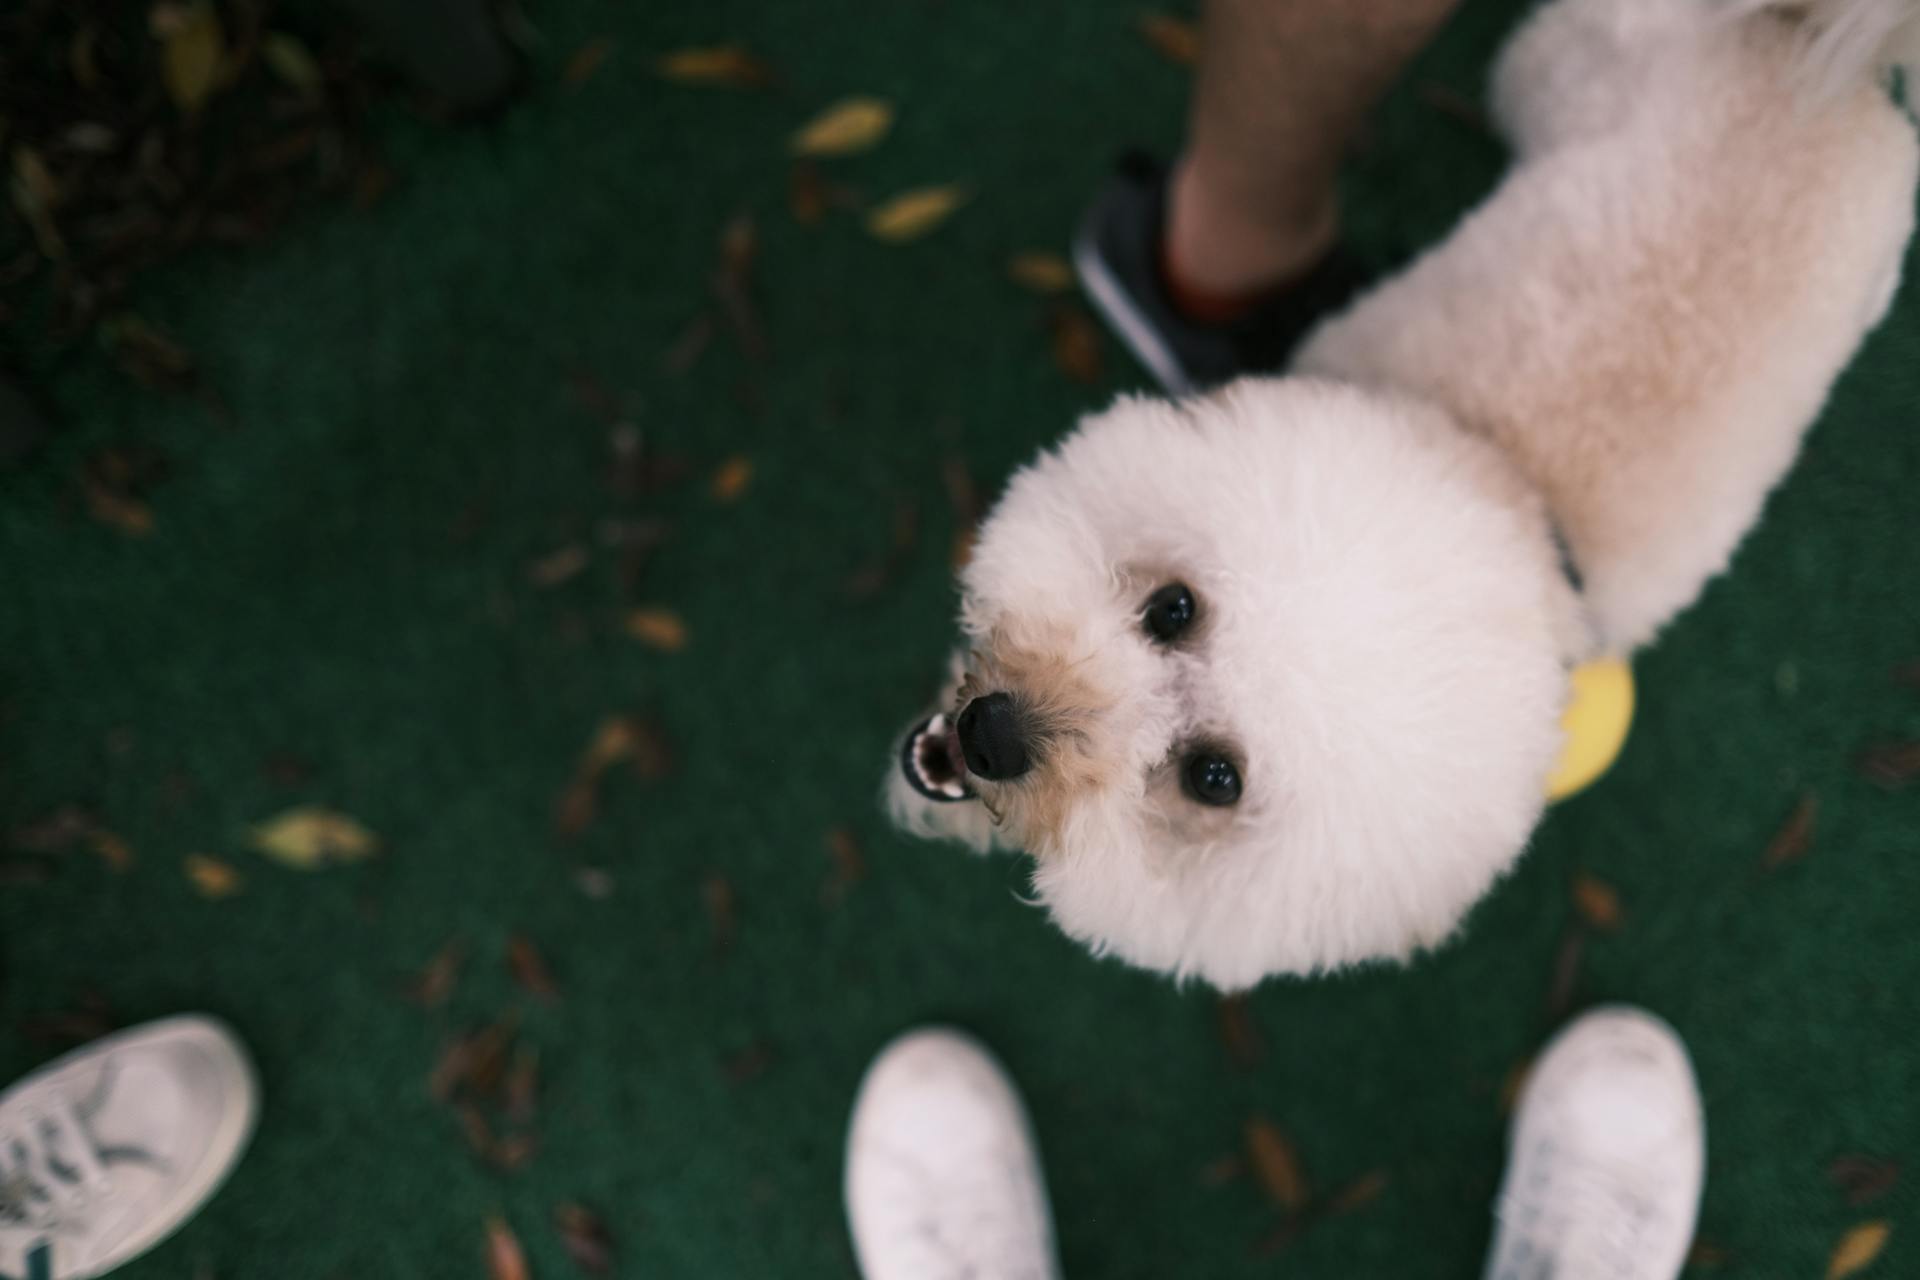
top-left (3, 0), bottom-right (1917, 1275)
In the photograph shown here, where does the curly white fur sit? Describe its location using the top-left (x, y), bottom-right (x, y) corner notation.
top-left (889, 0), bottom-right (1918, 990)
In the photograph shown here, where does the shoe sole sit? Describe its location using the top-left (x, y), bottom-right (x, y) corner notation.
top-left (1071, 223), bottom-right (1194, 398)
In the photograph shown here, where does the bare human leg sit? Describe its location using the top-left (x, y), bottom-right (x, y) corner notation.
top-left (1167, 0), bottom-right (1465, 311)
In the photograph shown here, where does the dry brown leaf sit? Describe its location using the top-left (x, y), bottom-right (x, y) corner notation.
top-left (81, 460), bottom-right (155, 535)
top-left (1857, 741), bottom-right (1920, 790)
top-left (654, 45), bottom-right (776, 89)
top-left (580, 716), bottom-right (636, 774)
top-left (553, 778), bottom-right (598, 840)
top-left (505, 1045), bottom-right (540, 1124)
top-left (160, 0), bottom-right (227, 115)
top-left (788, 162), bottom-right (860, 226)
top-left (555, 714), bottom-right (668, 838)
top-left (710, 455), bottom-right (754, 502)
top-left (184, 854), bottom-right (241, 898)
top-left (866, 184), bottom-right (968, 242)
top-left (250, 806), bottom-right (379, 870)
top-left (564, 37), bottom-right (614, 86)
top-left (1138, 13), bottom-right (1200, 66)
top-left (822, 825), bottom-right (867, 904)
top-left (1827, 1221), bottom-right (1891, 1279)
top-left (484, 1215), bottom-right (530, 1280)
top-left (626, 607), bottom-right (689, 651)
top-left (791, 96), bottom-right (894, 156)
top-left (1545, 927), bottom-right (1585, 1018)
top-left (1570, 872), bottom-right (1622, 931)
top-left (1830, 1156), bottom-right (1901, 1207)
top-left (10, 807), bottom-right (97, 854)
top-left (507, 934), bottom-right (560, 1002)
top-left (1327, 1169), bottom-right (1389, 1215)
top-left (1008, 252), bottom-right (1075, 294)
top-left (89, 829), bottom-right (133, 872)
top-left (789, 162), bottom-right (828, 225)
top-left (554, 1202), bottom-right (616, 1274)
top-left (1048, 303), bottom-right (1104, 384)
top-left (1245, 1116), bottom-right (1309, 1212)
top-left (431, 1013), bottom-right (521, 1103)
top-left (404, 939), bottom-right (466, 1008)
top-left (704, 873), bottom-right (737, 953)
top-left (1217, 995), bottom-right (1265, 1070)
top-left (488, 1131), bottom-right (538, 1172)
top-left (1761, 792), bottom-right (1818, 870)
top-left (528, 544), bottom-right (589, 588)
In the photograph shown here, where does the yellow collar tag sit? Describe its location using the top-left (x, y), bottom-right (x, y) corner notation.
top-left (1546, 657), bottom-right (1635, 801)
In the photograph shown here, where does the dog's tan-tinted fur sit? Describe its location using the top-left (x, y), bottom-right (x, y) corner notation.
top-left (957, 628), bottom-right (1127, 853)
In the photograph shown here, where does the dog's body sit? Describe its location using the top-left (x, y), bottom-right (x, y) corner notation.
top-left (891, 0), bottom-right (1918, 989)
top-left (1300, 0), bottom-right (1916, 651)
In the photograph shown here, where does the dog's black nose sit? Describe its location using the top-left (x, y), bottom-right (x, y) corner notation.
top-left (956, 692), bottom-right (1032, 781)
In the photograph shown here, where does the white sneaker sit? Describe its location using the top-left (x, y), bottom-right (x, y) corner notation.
top-left (0, 1016), bottom-right (258, 1280)
top-left (1485, 1007), bottom-right (1705, 1280)
top-left (845, 1028), bottom-right (1061, 1280)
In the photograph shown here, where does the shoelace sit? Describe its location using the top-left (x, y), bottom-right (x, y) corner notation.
top-left (0, 1095), bottom-right (112, 1236)
top-left (1492, 1143), bottom-right (1677, 1280)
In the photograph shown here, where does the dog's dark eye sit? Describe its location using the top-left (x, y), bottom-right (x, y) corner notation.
top-left (1184, 753), bottom-right (1242, 806)
top-left (1143, 582), bottom-right (1196, 642)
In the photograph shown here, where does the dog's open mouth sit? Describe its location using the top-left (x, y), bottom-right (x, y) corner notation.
top-left (901, 712), bottom-right (975, 803)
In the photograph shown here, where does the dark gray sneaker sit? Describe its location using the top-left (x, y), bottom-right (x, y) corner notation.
top-left (1072, 152), bottom-right (1366, 396)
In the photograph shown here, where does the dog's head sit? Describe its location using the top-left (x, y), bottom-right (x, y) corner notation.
top-left (889, 378), bottom-right (1586, 989)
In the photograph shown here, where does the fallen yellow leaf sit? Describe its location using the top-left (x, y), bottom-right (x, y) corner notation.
top-left (655, 45), bottom-right (775, 88)
top-left (711, 455), bottom-right (754, 502)
top-left (262, 32), bottom-right (323, 99)
top-left (184, 854), bottom-right (243, 898)
top-left (1008, 252), bottom-right (1075, 294)
top-left (866, 184), bottom-right (968, 242)
top-left (626, 607), bottom-right (689, 651)
top-left (791, 96), bottom-right (894, 156)
top-left (1828, 1221), bottom-right (1891, 1280)
top-left (160, 0), bottom-right (226, 115)
top-left (250, 806), bottom-right (379, 870)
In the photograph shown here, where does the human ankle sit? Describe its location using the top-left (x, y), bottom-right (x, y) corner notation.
top-left (1163, 157), bottom-right (1338, 318)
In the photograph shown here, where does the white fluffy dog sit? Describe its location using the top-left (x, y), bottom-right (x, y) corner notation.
top-left (890, 0), bottom-right (1918, 990)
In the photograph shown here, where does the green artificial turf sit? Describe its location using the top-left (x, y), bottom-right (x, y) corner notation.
top-left (3, 0), bottom-right (1918, 1276)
